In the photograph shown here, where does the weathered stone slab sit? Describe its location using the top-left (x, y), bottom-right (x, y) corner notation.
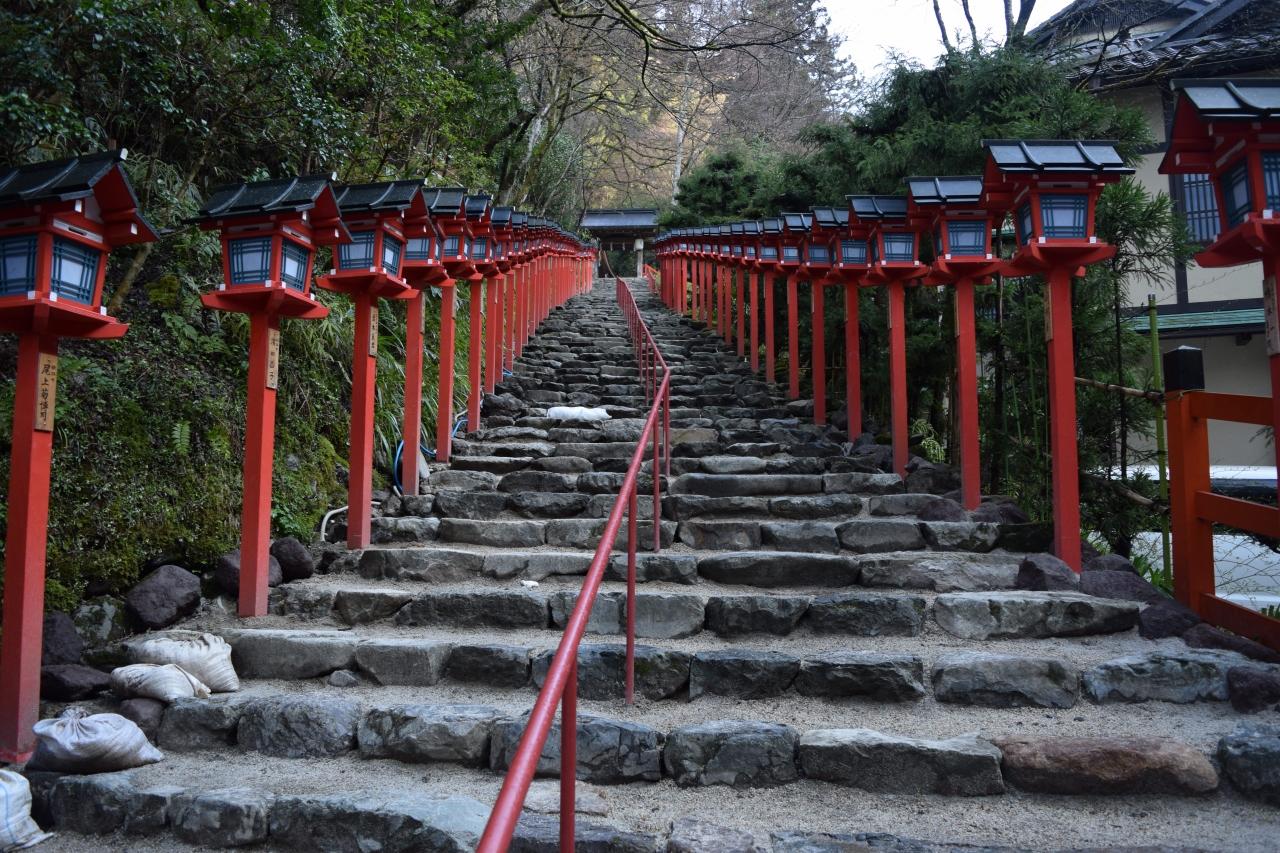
top-left (605, 553), bottom-right (698, 584)
top-left (768, 494), bottom-right (862, 519)
top-left (805, 592), bottom-right (927, 637)
top-left (489, 714), bottom-right (663, 783)
top-left (395, 591), bottom-right (548, 629)
top-left (358, 704), bottom-right (499, 766)
top-left (159, 697), bottom-right (249, 751)
top-left (795, 652), bottom-right (925, 701)
top-left (171, 788), bottom-right (272, 847)
top-left (678, 520), bottom-right (762, 550)
top-left (238, 696), bottom-right (360, 758)
top-left (510, 813), bottom-right (657, 853)
top-left (689, 650), bottom-right (799, 699)
top-left (704, 595), bottom-right (810, 637)
top-left (444, 644), bottom-right (532, 687)
top-left (663, 721), bottom-right (799, 788)
top-left (438, 518), bottom-right (545, 548)
top-left (532, 644), bottom-right (689, 700)
top-left (229, 629), bottom-right (356, 679)
top-left (357, 548), bottom-right (486, 582)
top-left (630, 592), bottom-right (705, 639)
top-left (333, 589), bottom-right (414, 624)
top-left (857, 554), bottom-right (1019, 592)
top-left (919, 521), bottom-right (999, 552)
top-left (934, 591), bottom-right (1139, 639)
top-left (548, 590), bottom-right (624, 635)
top-left (993, 735), bottom-right (1218, 795)
top-left (1082, 649), bottom-right (1247, 704)
top-left (761, 522), bottom-right (841, 554)
top-left (798, 729), bottom-right (1003, 796)
top-left (823, 473), bottom-right (903, 495)
top-left (835, 519), bottom-right (925, 553)
top-left (698, 552), bottom-right (860, 587)
top-left (354, 639), bottom-right (452, 686)
top-left (667, 817), bottom-right (762, 853)
top-left (932, 653), bottom-right (1079, 708)
top-left (268, 792), bottom-right (487, 852)
top-left (671, 473), bottom-right (823, 497)
top-left (49, 773), bottom-right (176, 836)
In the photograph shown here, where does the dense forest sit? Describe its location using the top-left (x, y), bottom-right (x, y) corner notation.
top-left (2, 0), bottom-right (1186, 609)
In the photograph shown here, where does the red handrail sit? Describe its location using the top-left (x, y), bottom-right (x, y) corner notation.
top-left (477, 276), bottom-right (671, 853)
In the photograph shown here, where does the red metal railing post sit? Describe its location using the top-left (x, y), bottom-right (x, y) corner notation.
top-left (625, 486), bottom-right (637, 704)
top-left (652, 406), bottom-right (662, 552)
top-left (559, 659), bottom-right (577, 853)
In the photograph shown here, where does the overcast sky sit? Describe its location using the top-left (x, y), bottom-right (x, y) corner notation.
top-left (823, 0), bottom-right (1075, 74)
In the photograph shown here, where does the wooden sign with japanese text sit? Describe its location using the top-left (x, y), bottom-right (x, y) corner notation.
top-left (35, 352), bottom-right (57, 432)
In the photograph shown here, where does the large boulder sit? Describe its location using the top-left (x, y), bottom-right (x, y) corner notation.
top-left (1182, 623), bottom-right (1280, 664)
top-left (40, 664), bottom-right (110, 700)
top-left (42, 612), bottom-right (84, 665)
top-left (663, 721), bottom-right (798, 788)
top-left (124, 564), bottom-right (201, 629)
top-left (993, 735), bottom-right (1217, 795)
top-left (1228, 665), bottom-right (1280, 714)
top-left (271, 536), bottom-right (316, 581)
top-left (1014, 554), bottom-right (1078, 592)
top-left (1078, 570), bottom-right (1166, 605)
top-left (118, 697), bottom-right (165, 742)
top-left (73, 596), bottom-right (129, 645)
top-left (1137, 600), bottom-right (1201, 639)
top-left (214, 548), bottom-right (282, 595)
top-left (1218, 723), bottom-right (1280, 806)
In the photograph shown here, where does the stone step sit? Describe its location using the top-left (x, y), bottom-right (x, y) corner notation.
top-left (32, 737), bottom-right (1279, 851)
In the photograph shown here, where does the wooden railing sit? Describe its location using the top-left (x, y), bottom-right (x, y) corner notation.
top-left (476, 276), bottom-right (671, 852)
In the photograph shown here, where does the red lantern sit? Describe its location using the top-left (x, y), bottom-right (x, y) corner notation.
top-left (0, 150), bottom-right (157, 763)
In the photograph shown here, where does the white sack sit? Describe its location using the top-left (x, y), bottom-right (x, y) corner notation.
top-left (547, 405), bottom-right (611, 422)
top-left (127, 630), bottom-right (239, 692)
top-left (110, 663), bottom-right (210, 703)
top-left (29, 709), bottom-right (163, 774)
top-left (0, 770), bottom-right (51, 851)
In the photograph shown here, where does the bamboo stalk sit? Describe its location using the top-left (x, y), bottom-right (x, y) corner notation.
top-left (1074, 375), bottom-right (1163, 402)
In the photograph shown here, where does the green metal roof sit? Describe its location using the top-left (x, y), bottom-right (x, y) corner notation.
top-left (1128, 308), bottom-right (1264, 333)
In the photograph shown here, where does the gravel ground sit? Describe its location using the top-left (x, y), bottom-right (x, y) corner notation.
top-left (38, 750), bottom-right (1280, 852)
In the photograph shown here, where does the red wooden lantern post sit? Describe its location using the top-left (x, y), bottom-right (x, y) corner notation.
top-left (399, 187), bottom-right (447, 495)
top-left (805, 210), bottom-right (839, 425)
top-left (778, 214), bottom-right (808, 399)
top-left (318, 182), bottom-right (419, 550)
top-left (0, 151), bottom-right (157, 763)
top-left (760, 218), bottom-right (784, 383)
top-left (191, 174), bottom-right (346, 620)
top-left (510, 212), bottom-right (530, 360)
top-left (719, 226), bottom-right (733, 342)
top-left (907, 176), bottom-right (1000, 510)
top-left (741, 222), bottom-right (763, 372)
top-left (432, 189), bottom-right (472, 463)
top-left (1159, 78), bottom-right (1280, 626)
top-left (982, 139), bottom-right (1132, 569)
top-left (851, 195), bottom-right (928, 477)
top-left (731, 223), bottom-right (747, 354)
top-left (463, 195), bottom-right (495, 432)
top-left (832, 209), bottom-right (871, 435)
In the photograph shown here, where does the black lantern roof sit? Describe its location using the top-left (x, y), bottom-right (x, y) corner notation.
top-left (743, 221), bottom-right (762, 235)
top-left (717, 224), bottom-right (731, 235)
top-left (761, 217), bottom-right (782, 233)
top-left (427, 187), bottom-right (466, 216)
top-left (730, 222), bottom-right (745, 235)
top-left (0, 149), bottom-right (142, 211)
top-left (333, 180), bottom-right (422, 213)
top-left (811, 207), bottom-right (850, 229)
top-left (512, 211), bottom-right (528, 229)
top-left (491, 206), bottom-right (513, 227)
top-left (781, 212), bottom-right (812, 232)
top-left (904, 176), bottom-right (983, 205)
top-left (192, 172), bottom-right (338, 222)
top-left (981, 140), bottom-right (1131, 174)
top-left (464, 194), bottom-right (492, 220)
top-left (847, 195), bottom-right (908, 220)
top-left (1171, 78), bottom-right (1280, 119)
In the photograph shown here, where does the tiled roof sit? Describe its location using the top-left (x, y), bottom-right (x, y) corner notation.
top-left (333, 180), bottom-right (422, 212)
top-left (0, 150), bottom-right (134, 207)
top-left (1173, 78), bottom-right (1280, 119)
top-left (982, 140), bottom-right (1130, 174)
top-left (578, 209), bottom-right (659, 230)
top-left (1128, 307), bottom-right (1264, 333)
top-left (905, 176), bottom-right (983, 204)
top-left (194, 174), bottom-right (336, 220)
top-left (847, 195), bottom-right (908, 220)
top-left (426, 188), bottom-right (466, 216)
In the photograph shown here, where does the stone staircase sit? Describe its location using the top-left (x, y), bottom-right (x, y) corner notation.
top-left (28, 279), bottom-right (1280, 851)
